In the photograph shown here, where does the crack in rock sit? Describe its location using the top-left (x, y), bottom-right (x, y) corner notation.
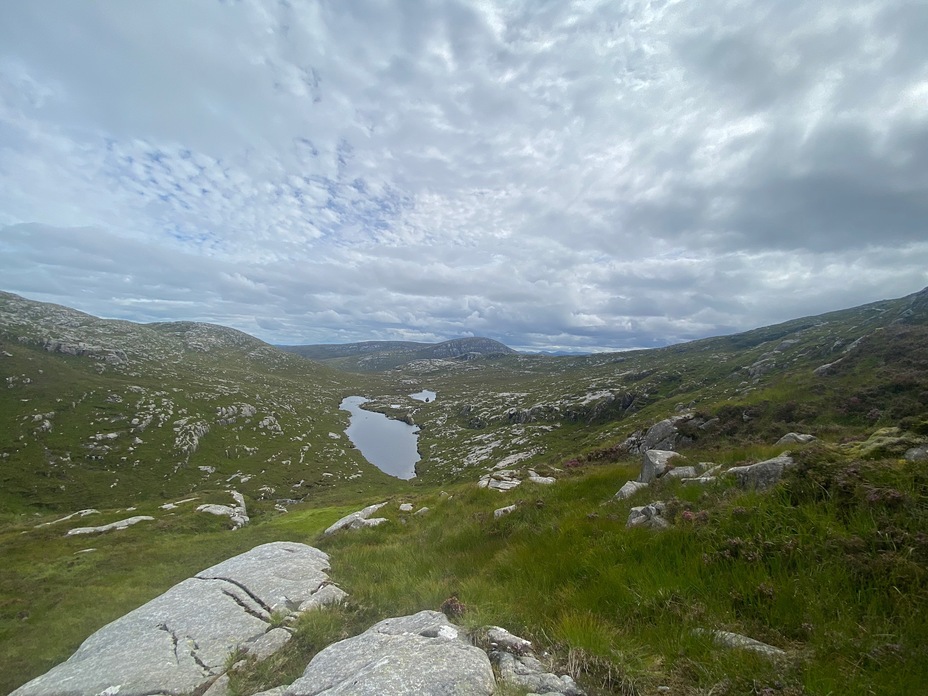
top-left (220, 587), bottom-right (271, 623)
top-left (199, 575), bottom-right (274, 615)
top-left (156, 622), bottom-right (180, 665)
top-left (185, 635), bottom-right (213, 675)
top-left (156, 623), bottom-right (212, 676)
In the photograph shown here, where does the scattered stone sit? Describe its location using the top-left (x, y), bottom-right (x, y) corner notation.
top-left (492, 653), bottom-right (584, 696)
top-left (663, 465), bottom-right (698, 480)
top-left (527, 470), bottom-right (556, 485)
top-left (35, 508), bottom-right (99, 528)
top-left (681, 463), bottom-right (723, 485)
top-left (621, 414), bottom-right (696, 454)
top-left (905, 446), bottom-right (928, 462)
top-left (478, 469), bottom-right (522, 491)
top-left (639, 449), bottom-right (682, 483)
top-left (695, 629), bottom-right (785, 658)
top-left (414, 507), bottom-right (430, 516)
top-left (725, 454), bottom-right (795, 490)
top-left (12, 542), bottom-right (342, 696)
top-left (644, 416), bottom-right (687, 449)
top-left (66, 515), bottom-right (154, 536)
top-left (627, 501), bottom-right (669, 529)
top-left (681, 476), bottom-right (717, 485)
top-left (399, 503), bottom-right (414, 512)
top-left (323, 502), bottom-right (388, 535)
top-left (485, 626), bottom-right (533, 655)
top-left (612, 480), bottom-right (649, 501)
top-left (813, 360), bottom-right (841, 376)
top-left (197, 491), bottom-right (249, 529)
top-left (494, 504), bottom-right (517, 519)
top-left (160, 496), bottom-right (198, 510)
top-left (286, 611), bottom-right (495, 696)
top-left (776, 432), bottom-right (817, 446)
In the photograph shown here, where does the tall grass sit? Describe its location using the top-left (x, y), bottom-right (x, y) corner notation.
top-left (315, 454), bottom-right (928, 695)
top-left (4, 449), bottom-right (926, 695)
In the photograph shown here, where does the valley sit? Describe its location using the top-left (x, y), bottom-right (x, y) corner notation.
top-left (1, 288), bottom-right (927, 695)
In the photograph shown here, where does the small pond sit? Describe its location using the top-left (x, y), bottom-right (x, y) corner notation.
top-left (339, 396), bottom-right (419, 480)
top-left (409, 389), bottom-right (437, 402)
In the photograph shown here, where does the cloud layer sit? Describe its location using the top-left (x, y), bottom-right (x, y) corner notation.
top-left (1, 0), bottom-right (926, 351)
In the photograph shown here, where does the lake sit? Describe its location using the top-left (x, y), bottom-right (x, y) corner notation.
top-left (339, 396), bottom-right (420, 479)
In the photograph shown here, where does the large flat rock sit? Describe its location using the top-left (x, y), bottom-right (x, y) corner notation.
top-left (13, 542), bottom-right (338, 696)
top-left (286, 611), bottom-right (495, 696)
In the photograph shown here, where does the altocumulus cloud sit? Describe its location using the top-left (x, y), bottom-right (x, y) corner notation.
top-left (0, 0), bottom-right (926, 352)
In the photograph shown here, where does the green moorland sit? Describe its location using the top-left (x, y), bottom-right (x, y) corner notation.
top-left (1, 287), bottom-right (927, 694)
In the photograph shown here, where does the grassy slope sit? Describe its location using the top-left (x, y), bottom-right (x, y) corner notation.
top-left (5, 444), bottom-right (925, 696)
top-left (1, 289), bottom-right (927, 694)
top-left (313, 450), bottom-right (928, 696)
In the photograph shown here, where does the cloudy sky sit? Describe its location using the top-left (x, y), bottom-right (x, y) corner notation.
top-left (1, 1), bottom-right (926, 352)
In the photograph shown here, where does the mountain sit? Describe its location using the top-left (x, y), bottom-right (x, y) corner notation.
top-left (280, 337), bottom-right (516, 371)
top-left (2, 286), bottom-right (928, 695)
top-left (3, 285), bottom-right (927, 511)
top-left (0, 291), bottom-right (405, 514)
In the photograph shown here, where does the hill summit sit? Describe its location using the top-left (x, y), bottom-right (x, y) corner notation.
top-left (280, 336), bottom-right (516, 371)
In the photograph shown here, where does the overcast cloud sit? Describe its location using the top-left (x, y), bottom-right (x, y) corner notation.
top-left (1, 0), bottom-right (926, 352)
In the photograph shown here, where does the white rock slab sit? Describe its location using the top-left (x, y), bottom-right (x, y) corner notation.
top-left (12, 542), bottom-right (342, 696)
top-left (66, 516), bottom-right (154, 536)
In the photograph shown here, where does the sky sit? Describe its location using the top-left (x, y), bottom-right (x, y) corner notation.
top-left (1, 1), bottom-right (926, 353)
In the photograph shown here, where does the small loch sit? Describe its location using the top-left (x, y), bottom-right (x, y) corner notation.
top-left (410, 389), bottom-right (436, 402)
top-left (339, 396), bottom-right (419, 480)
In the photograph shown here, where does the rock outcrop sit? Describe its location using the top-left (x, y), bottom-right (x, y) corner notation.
top-left (725, 454), bottom-right (795, 490)
top-left (43, 338), bottom-right (127, 364)
top-left (477, 467), bottom-right (556, 491)
top-left (695, 629), bottom-right (785, 659)
top-left (612, 480), bottom-right (649, 500)
top-left (638, 449), bottom-right (682, 483)
top-left (12, 542), bottom-right (343, 696)
top-left (611, 449), bottom-right (691, 501)
top-left (627, 501), bottom-right (669, 529)
top-left (482, 626), bottom-right (585, 695)
top-left (494, 504), bottom-right (517, 519)
top-left (285, 611), bottom-right (495, 696)
top-left (323, 502), bottom-right (388, 535)
top-left (620, 414), bottom-right (697, 454)
top-left (197, 490), bottom-right (249, 529)
top-left (478, 469), bottom-right (522, 491)
top-left (776, 432), bottom-right (816, 446)
top-left (65, 515), bottom-right (154, 536)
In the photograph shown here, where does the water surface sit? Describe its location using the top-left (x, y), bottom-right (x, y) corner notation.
top-left (410, 389), bottom-right (437, 402)
top-left (340, 396), bottom-right (419, 479)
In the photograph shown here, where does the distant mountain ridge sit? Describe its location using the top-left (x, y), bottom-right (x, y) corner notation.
top-left (280, 336), bottom-right (516, 371)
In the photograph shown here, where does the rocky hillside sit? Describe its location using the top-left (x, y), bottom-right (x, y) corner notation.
top-left (280, 336), bottom-right (516, 372)
top-left (2, 286), bottom-right (927, 695)
top-left (0, 291), bottom-right (405, 513)
top-left (3, 286), bottom-right (927, 509)
top-left (366, 285), bottom-right (928, 484)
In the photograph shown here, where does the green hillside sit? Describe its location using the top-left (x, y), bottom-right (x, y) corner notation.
top-left (1, 288), bottom-right (927, 695)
